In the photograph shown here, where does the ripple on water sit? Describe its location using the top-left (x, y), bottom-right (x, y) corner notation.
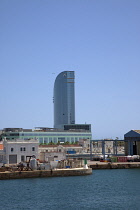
top-left (0, 169), bottom-right (140, 210)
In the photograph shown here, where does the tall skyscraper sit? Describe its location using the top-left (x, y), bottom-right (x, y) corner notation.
top-left (53, 71), bottom-right (75, 129)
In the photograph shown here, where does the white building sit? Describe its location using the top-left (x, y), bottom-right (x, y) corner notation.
top-left (39, 151), bottom-right (66, 163)
top-left (1, 139), bottom-right (39, 165)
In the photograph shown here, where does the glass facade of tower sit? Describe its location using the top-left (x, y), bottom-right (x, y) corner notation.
top-left (54, 71), bottom-right (75, 129)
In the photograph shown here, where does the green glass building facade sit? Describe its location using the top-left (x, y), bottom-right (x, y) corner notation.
top-left (0, 127), bottom-right (92, 144)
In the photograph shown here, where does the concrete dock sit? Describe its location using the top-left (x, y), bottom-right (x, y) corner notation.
top-left (88, 161), bottom-right (140, 169)
top-left (0, 168), bottom-right (92, 180)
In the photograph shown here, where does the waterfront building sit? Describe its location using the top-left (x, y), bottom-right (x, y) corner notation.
top-left (53, 71), bottom-right (75, 129)
top-left (0, 138), bottom-right (39, 164)
top-left (90, 139), bottom-right (124, 157)
top-left (39, 148), bottom-right (66, 163)
top-left (124, 130), bottom-right (140, 156)
top-left (0, 126), bottom-right (92, 144)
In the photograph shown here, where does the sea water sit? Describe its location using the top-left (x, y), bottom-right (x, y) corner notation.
top-left (0, 169), bottom-right (140, 210)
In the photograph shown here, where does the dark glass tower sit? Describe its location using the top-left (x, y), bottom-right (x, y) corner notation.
top-left (53, 71), bottom-right (75, 129)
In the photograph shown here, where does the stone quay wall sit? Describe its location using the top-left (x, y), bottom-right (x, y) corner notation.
top-left (89, 162), bottom-right (140, 170)
top-left (0, 168), bottom-right (92, 180)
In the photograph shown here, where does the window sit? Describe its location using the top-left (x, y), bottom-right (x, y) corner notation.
top-left (21, 155), bottom-right (25, 162)
top-left (53, 137), bottom-right (57, 143)
top-left (20, 147), bottom-right (26, 151)
top-left (71, 137), bottom-right (74, 143)
top-left (49, 137), bottom-right (52, 142)
top-left (58, 137), bottom-right (65, 143)
top-left (75, 137), bottom-right (78, 142)
top-left (39, 138), bottom-right (43, 144)
top-left (32, 147), bottom-right (35, 151)
top-left (11, 148), bottom-right (14, 152)
top-left (9, 133), bottom-right (19, 136)
top-left (44, 138), bottom-right (48, 144)
top-left (67, 137), bottom-right (70, 142)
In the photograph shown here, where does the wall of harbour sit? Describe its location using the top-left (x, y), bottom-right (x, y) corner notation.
top-left (0, 168), bottom-right (92, 180)
top-left (89, 162), bottom-right (140, 170)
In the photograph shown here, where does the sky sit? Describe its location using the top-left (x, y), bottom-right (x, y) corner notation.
top-left (0, 0), bottom-right (140, 139)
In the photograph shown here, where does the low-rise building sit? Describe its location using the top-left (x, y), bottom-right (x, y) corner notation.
top-left (124, 130), bottom-right (140, 156)
top-left (90, 139), bottom-right (124, 156)
top-left (39, 151), bottom-right (66, 163)
top-left (0, 138), bottom-right (39, 164)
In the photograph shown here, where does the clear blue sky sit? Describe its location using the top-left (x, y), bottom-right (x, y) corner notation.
top-left (0, 0), bottom-right (140, 139)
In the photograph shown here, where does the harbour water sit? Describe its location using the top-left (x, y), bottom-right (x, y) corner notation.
top-left (0, 169), bottom-right (140, 210)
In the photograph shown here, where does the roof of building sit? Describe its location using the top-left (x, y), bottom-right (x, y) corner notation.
top-left (133, 130), bottom-right (140, 134)
top-left (0, 144), bottom-right (3, 150)
top-left (39, 145), bottom-right (58, 148)
top-left (39, 144), bottom-right (81, 148)
top-left (124, 130), bottom-right (140, 138)
top-left (40, 151), bottom-right (65, 153)
top-left (62, 144), bottom-right (81, 147)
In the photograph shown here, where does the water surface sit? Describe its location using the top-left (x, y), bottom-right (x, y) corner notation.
top-left (0, 169), bottom-right (140, 210)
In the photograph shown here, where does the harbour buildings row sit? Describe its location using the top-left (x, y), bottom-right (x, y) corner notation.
top-left (0, 138), bottom-right (90, 165)
top-left (1, 129), bottom-right (140, 165)
top-left (1, 71), bottom-right (140, 164)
